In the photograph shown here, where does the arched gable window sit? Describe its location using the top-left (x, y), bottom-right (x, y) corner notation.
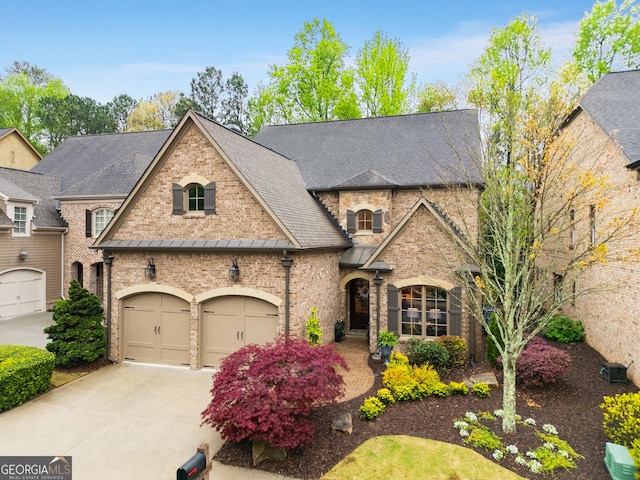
top-left (86, 208), bottom-right (114, 237)
top-left (172, 182), bottom-right (216, 215)
top-left (187, 184), bottom-right (205, 211)
top-left (357, 209), bottom-right (372, 231)
top-left (347, 208), bottom-right (383, 233)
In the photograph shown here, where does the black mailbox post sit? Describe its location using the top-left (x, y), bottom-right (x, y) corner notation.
top-left (177, 451), bottom-right (207, 480)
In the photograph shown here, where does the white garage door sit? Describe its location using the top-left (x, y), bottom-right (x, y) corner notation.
top-left (202, 296), bottom-right (279, 368)
top-left (0, 269), bottom-right (46, 318)
top-left (123, 293), bottom-right (191, 366)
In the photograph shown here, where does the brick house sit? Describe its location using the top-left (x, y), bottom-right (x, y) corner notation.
top-left (0, 167), bottom-right (66, 317)
top-left (31, 130), bottom-right (171, 300)
top-left (91, 110), bottom-right (482, 368)
top-left (552, 70), bottom-right (640, 384)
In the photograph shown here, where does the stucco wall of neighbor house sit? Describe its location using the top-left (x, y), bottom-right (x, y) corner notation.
top-left (106, 248), bottom-right (343, 368)
top-left (367, 203), bottom-right (480, 356)
top-left (113, 125), bottom-right (284, 241)
top-left (554, 111), bottom-right (640, 385)
top-left (0, 133), bottom-right (40, 170)
top-left (0, 229), bottom-right (63, 306)
top-left (60, 200), bottom-right (122, 297)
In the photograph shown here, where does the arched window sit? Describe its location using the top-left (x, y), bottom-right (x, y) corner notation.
top-left (187, 184), bottom-right (205, 211)
top-left (93, 208), bottom-right (114, 237)
top-left (357, 209), bottom-right (373, 231)
top-left (400, 286), bottom-right (448, 338)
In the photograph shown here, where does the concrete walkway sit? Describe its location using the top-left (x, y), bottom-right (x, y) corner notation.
top-left (0, 314), bottom-right (375, 479)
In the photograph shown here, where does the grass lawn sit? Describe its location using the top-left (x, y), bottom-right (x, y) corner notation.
top-left (321, 435), bottom-right (527, 480)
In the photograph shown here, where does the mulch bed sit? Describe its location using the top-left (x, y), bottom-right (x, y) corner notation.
top-left (214, 339), bottom-right (638, 479)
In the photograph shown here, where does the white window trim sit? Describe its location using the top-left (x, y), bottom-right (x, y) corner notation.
top-left (93, 208), bottom-right (114, 237)
top-left (10, 203), bottom-right (33, 237)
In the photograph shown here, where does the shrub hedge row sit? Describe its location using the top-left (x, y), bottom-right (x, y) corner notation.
top-left (0, 345), bottom-right (54, 411)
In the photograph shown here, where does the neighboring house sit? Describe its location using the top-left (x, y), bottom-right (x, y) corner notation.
top-left (31, 130), bottom-right (171, 300)
top-left (0, 167), bottom-right (66, 317)
top-left (91, 110), bottom-right (482, 368)
top-left (554, 70), bottom-right (640, 384)
top-left (0, 128), bottom-right (42, 170)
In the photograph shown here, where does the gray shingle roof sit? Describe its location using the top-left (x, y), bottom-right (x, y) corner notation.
top-left (58, 152), bottom-right (155, 198)
top-left (33, 130), bottom-right (171, 192)
top-left (193, 112), bottom-right (351, 249)
top-left (0, 167), bottom-right (66, 228)
top-left (579, 70), bottom-right (640, 167)
top-left (253, 110), bottom-right (482, 191)
top-left (0, 128), bottom-right (13, 138)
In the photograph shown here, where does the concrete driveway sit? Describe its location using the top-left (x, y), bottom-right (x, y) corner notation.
top-left (0, 313), bottom-right (296, 480)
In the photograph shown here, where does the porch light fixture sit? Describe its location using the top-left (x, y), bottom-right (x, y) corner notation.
top-left (18, 251), bottom-right (28, 261)
top-left (428, 308), bottom-right (441, 320)
top-left (229, 258), bottom-right (240, 282)
top-left (145, 258), bottom-right (156, 280)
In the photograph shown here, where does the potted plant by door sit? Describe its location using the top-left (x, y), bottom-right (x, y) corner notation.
top-left (377, 330), bottom-right (398, 365)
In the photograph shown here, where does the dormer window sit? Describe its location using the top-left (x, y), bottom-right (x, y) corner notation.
top-left (85, 208), bottom-right (115, 237)
top-left (357, 209), bottom-right (372, 231)
top-left (347, 208), bottom-right (383, 234)
top-left (13, 206), bottom-right (28, 235)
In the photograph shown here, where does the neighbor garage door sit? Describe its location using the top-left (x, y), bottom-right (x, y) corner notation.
top-left (123, 293), bottom-right (191, 366)
top-left (0, 269), bottom-right (46, 318)
top-left (202, 296), bottom-right (279, 368)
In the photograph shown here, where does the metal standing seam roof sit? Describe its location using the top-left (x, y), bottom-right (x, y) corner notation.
top-left (253, 109), bottom-right (483, 191)
top-left (192, 112), bottom-right (351, 250)
top-left (579, 70), bottom-right (640, 167)
top-left (95, 239), bottom-right (296, 251)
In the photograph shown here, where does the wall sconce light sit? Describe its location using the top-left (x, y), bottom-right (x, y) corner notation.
top-left (18, 251), bottom-right (28, 261)
top-left (145, 258), bottom-right (156, 280)
top-left (229, 258), bottom-right (240, 282)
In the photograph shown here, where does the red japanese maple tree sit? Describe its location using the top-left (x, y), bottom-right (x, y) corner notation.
top-left (201, 335), bottom-right (348, 449)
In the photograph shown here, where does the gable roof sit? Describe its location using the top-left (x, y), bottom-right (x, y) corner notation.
top-left (578, 70), bottom-right (640, 168)
top-left (253, 110), bottom-right (482, 191)
top-left (32, 129), bottom-right (171, 192)
top-left (96, 111), bottom-right (351, 251)
top-left (361, 197), bottom-right (472, 270)
top-left (0, 127), bottom-right (43, 161)
top-left (0, 167), bottom-right (66, 229)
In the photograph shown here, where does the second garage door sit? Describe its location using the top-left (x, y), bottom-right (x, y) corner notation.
top-left (123, 293), bottom-right (191, 366)
top-left (0, 269), bottom-right (46, 319)
top-left (202, 296), bottom-right (279, 368)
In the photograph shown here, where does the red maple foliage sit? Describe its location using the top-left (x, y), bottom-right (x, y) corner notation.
top-left (201, 335), bottom-right (348, 449)
top-left (513, 336), bottom-right (572, 387)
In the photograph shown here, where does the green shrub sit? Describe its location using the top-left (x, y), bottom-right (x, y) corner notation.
top-left (388, 351), bottom-right (409, 366)
top-left (376, 388), bottom-right (395, 406)
top-left (486, 316), bottom-right (504, 368)
top-left (382, 364), bottom-right (418, 401)
top-left (44, 280), bottom-right (106, 367)
top-left (472, 382), bottom-right (491, 398)
top-left (431, 382), bottom-right (451, 398)
top-left (0, 345), bottom-right (55, 411)
top-left (407, 340), bottom-right (449, 373)
top-left (543, 316), bottom-right (584, 343)
top-left (360, 396), bottom-right (385, 420)
top-left (305, 307), bottom-right (323, 345)
top-left (465, 426), bottom-right (503, 451)
top-left (448, 381), bottom-right (469, 395)
top-left (601, 391), bottom-right (640, 447)
top-left (629, 438), bottom-right (640, 480)
top-left (435, 335), bottom-right (468, 368)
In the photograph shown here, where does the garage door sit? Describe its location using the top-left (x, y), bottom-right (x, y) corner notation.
top-left (123, 293), bottom-right (191, 366)
top-left (0, 269), bottom-right (46, 318)
top-left (202, 296), bottom-right (279, 368)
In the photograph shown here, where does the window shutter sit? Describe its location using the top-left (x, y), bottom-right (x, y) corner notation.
top-left (373, 209), bottom-right (383, 233)
top-left (347, 210), bottom-right (356, 233)
top-left (85, 209), bottom-right (92, 237)
top-left (204, 182), bottom-right (216, 215)
top-left (387, 285), bottom-right (399, 333)
top-left (448, 286), bottom-right (462, 336)
top-left (172, 183), bottom-right (184, 215)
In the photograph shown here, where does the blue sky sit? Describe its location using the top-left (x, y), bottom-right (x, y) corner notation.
top-left (2, 0), bottom-right (597, 103)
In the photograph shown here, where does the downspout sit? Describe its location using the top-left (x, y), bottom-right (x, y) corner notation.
top-left (280, 250), bottom-right (293, 338)
top-left (373, 271), bottom-right (383, 342)
top-left (60, 228), bottom-right (68, 299)
top-left (102, 253), bottom-right (116, 363)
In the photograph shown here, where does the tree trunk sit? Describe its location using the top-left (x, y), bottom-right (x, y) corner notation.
top-left (501, 353), bottom-right (517, 433)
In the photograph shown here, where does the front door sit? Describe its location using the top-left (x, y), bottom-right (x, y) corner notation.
top-left (349, 278), bottom-right (370, 330)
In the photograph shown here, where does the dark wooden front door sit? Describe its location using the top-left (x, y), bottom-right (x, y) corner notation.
top-left (349, 278), bottom-right (370, 330)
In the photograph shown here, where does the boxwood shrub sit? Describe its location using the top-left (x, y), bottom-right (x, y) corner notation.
top-left (0, 345), bottom-right (55, 411)
top-left (543, 316), bottom-right (584, 343)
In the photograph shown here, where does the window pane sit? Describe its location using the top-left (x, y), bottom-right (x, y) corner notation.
top-left (94, 209), bottom-right (114, 236)
top-left (13, 206), bottom-right (26, 234)
top-left (357, 210), bottom-right (372, 231)
top-left (401, 287), bottom-right (422, 337)
top-left (188, 185), bottom-right (205, 211)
